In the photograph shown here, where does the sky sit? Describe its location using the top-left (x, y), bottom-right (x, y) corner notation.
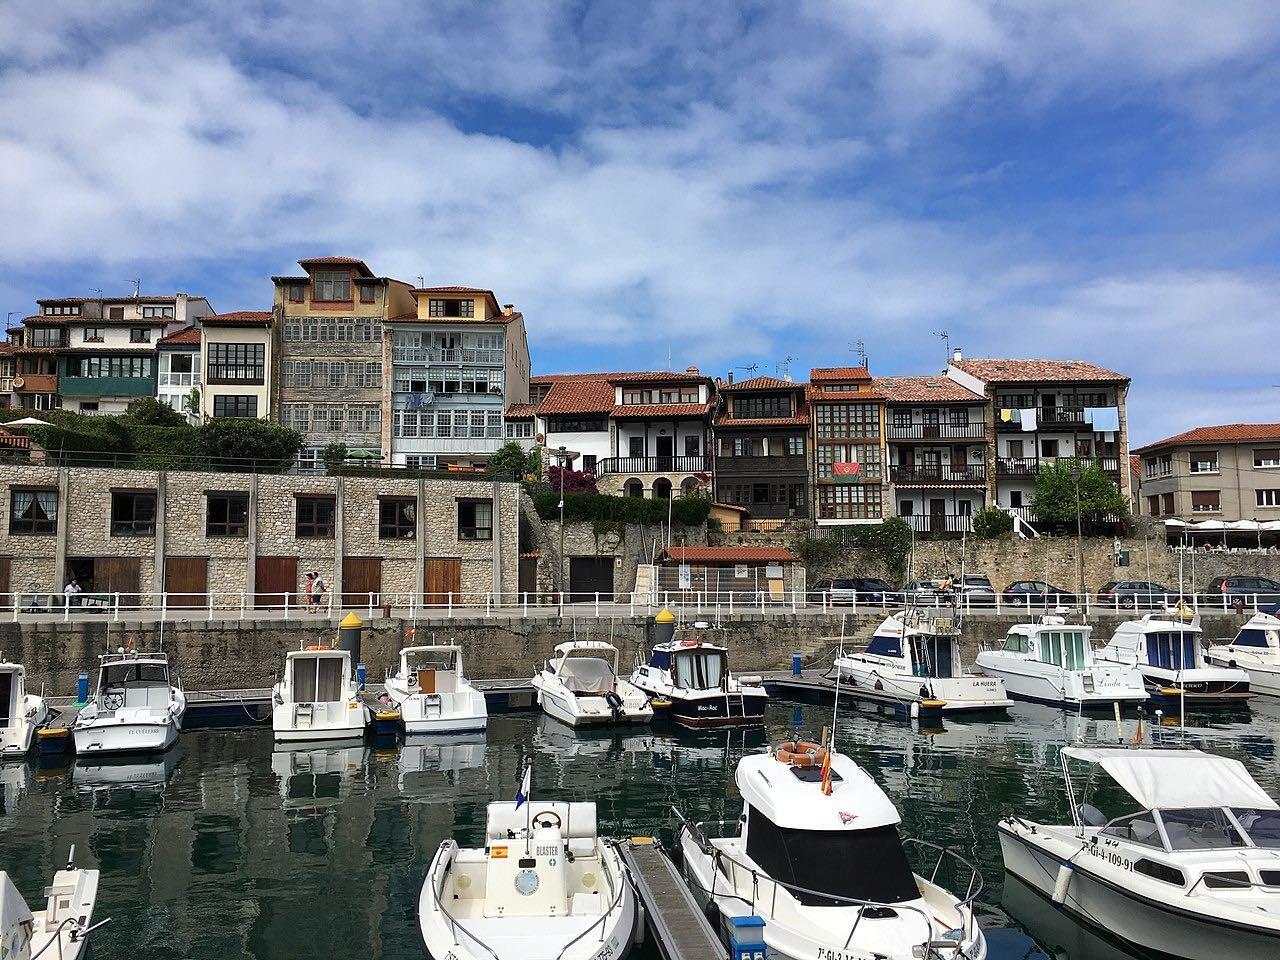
top-left (2, 1), bottom-right (1279, 444)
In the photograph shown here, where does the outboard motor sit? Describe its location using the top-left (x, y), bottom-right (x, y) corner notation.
top-left (605, 689), bottom-right (624, 721)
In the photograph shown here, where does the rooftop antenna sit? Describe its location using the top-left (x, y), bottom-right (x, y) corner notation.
top-left (90, 288), bottom-right (103, 298)
top-left (849, 340), bottom-right (867, 368)
top-left (776, 356), bottom-right (794, 380)
top-left (736, 363), bottom-right (759, 376)
top-left (416, 275), bottom-right (425, 287)
top-left (935, 330), bottom-right (950, 360)
top-left (122, 279), bottom-right (141, 298)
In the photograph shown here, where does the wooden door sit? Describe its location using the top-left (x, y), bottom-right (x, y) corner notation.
top-left (255, 556), bottom-right (298, 610)
top-left (343, 557), bottom-right (382, 607)
top-left (569, 557), bottom-right (615, 602)
top-left (95, 557), bottom-right (140, 595)
top-left (518, 556), bottom-right (538, 596)
top-left (423, 558), bottom-right (461, 606)
top-left (929, 498), bottom-right (946, 535)
top-left (164, 557), bottom-right (208, 608)
top-left (0, 557), bottom-right (9, 610)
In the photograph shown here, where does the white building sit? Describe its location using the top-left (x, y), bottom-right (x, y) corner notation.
top-left (156, 327), bottom-right (201, 422)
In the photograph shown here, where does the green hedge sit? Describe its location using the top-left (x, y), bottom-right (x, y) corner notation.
top-left (529, 489), bottom-right (711, 526)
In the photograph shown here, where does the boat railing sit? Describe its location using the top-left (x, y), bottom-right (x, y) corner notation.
top-left (431, 840), bottom-right (501, 960)
top-left (555, 841), bottom-right (629, 960)
top-left (679, 809), bottom-right (979, 955)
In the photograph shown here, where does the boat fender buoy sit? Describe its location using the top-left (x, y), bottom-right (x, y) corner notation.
top-left (1052, 863), bottom-right (1074, 904)
top-left (776, 740), bottom-right (827, 766)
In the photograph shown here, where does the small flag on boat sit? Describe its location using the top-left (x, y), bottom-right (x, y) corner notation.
top-left (1131, 715), bottom-right (1144, 746)
top-left (819, 745), bottom-right (834, 796)
top-left (515, 765), bottom-right (531, 809)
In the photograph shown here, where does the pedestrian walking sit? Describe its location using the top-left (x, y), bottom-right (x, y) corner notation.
top-left (303, 572), bottom-right (317, 614)
top-left (311, 572), bottom-right (327, 614)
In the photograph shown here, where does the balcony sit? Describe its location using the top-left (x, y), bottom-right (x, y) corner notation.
top-left (900, 513), bottom-right (974, 535)
top-left (715, 454), bottom-right (808, 476)
top-left (12, 374), bottom-right (58, 393)
top-left (996, 406), bottom-right (1093, 430)
top-left (886, 422), bottom-right (985, 441)
top-left (595, 455), bottom-right (713, 476)
top-left (392, 347), bottom-right (505, 365)
top-left (60, 376), bottom-right (156, 398)
top-left (159, 371), bottom-right (200, 388)
top-left (996, 457), bottom-right (1039, 476)
top-left (890, 463), bottom-right (986, 485)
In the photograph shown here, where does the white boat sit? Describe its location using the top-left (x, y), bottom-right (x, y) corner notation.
top-left (0, 848), bottom-right (101, 960)
top-left (1205, 613), bottom-right (1280, 697)
top-left (975, 617), bottom-right (1148, 709)
top-left (532, 641), bottom-right (653, 727)
top-left (418, 793), bottom-right (638, 960)
top-left (680, 742), bottom-right (987, 960)
top-left (384, 644), bottom-right (488, 734)
top-left (72, 652), bottom-right (185, 755)
top-left (997, 746), bottom-right (1280, 960)
top-left (0, 659), bottom-right (47, 759)
top-left (628, 635), bottom-right (767, 727)
top-left (1095, 615), bottom-right (1253, 706)
top-left (271, 644), bottom-right (370, 742)
top-left (834, 611), bottom-right (1011, 713)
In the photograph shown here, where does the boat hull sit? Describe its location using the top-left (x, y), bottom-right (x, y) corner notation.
top-left (534, 682), bottom-right (653, 728)
top-left (72, 718), bottom-right (180, 755)
top-left (973, 657), bottom-right (1147, 710)
top-left (998, 823), bottom-right (1278, 960)
top-left (835, 658), bottom-right (1010, 713)
top-left (630, 679), bottom-right (767, 727)
top-left (404, 715), bottom-right (489, 735)
top-left (1204, 651), bottom-right (1280, 697)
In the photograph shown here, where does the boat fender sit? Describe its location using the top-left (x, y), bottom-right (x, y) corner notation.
top-left (776, 741), bottom-right (827, 766)
top-left (1052, 863), bottom-right (1074, 904)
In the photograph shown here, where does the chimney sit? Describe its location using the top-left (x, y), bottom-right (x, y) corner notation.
top-left (685, 365), bottom-right (699, 375)
top-left (727, 371), bottom-right (733, 384)
top-left (503, 303), bottom-right (514, 316)
top-left (952, 347), bottom-right (963, 363)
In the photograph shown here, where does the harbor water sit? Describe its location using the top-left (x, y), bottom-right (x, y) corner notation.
top-left (2, 697), bottom-right (1278, 960)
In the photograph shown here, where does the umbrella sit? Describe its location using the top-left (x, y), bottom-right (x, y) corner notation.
top-left (4, 416), bottom-right (51, 428)
top-left (1163, 518), bottom-right (1188, 527)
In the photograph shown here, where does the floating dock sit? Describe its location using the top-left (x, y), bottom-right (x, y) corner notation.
top-left (758, 669), bottom-right (946, 719)
top-left (618, 838), bottom-right (725, 960)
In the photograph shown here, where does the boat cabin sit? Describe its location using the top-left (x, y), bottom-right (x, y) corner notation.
top-left (648, 641), bottom-right (728, 691)
top-left (1000, 621), bottom-right (1093, 671)
top-left (285, 648), bottom-right (352, 703)
top-left (94, 654), bottom-right (173, 711)
top-left (1105, 617), bottom-right (1204, 670)
top-left (864, 613), bottom-right (962, 679)
top-left (547, 642), bottom-right (619, 695)
top-left (400, 645), bottom-right (463, 695)
top-left (0, 663), bottom-right (26, 729)
top-left (1223, 614), bottom-right (1280, 654)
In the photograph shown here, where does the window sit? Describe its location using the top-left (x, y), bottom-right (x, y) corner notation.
top-left (1147, 494), bottom-right (1160, 516)
top-left (66, 356), bottom-right (153, 379)
top-left (287, 283), bottom-right (305, 302)
top-left (787, 435), bottom-right (804, 456)
top-left (582, 454), bottom-right (598, 473)
top-left (1258, 489), bottom-right (1280, 508)
top-left (1162, 492), bottom-right (1174, 514)
top-left (296, 496), bottom-right (336, 537)
top-left (458, 498), bottom-right (493, 540)
top-left (548, 416), bottom-right (607, 433)
top-left (358, 283), bottom-right (376, 303)
top-left (169, 353), bottom-right (195, 375)
top-left (1040, 438), bottom-right (1059, 457)
top-left (108, 306), bottom-right (124, 320)
top-left (1255, 448), bottom-right (1280, 468)
top-left (141, 305), bottom-right (173, 318)
top-left (1132, 859), bottom-right (1185, 885)
top-left (213, 395), bottom-right (258, 418)
top-left (1009, 490), bottom-right (1023, 508)
top-left (378, 497), bottom-right (416, 540)
top-left (429, 298), bottom-right (475, 318)
top-left (815, 483), bottom-right (882, 520)
top-left (9, 489), bottom-right (57, 534)
top-left (734, 395), bottom-right (790, 419)
top-left (283, 318), bottom-right (381, 343)
top-left (110, 490), bottom-right (156, 536)
top-left (313, 270), bottom-right (351, 302)
top-left (1190, 450), bottom-right (1219, 473)
top-left (206, 492), bottom-right (249, 537)
top-left (1191, 490), bottom-right (1220, 513)
top-left (629, 437), bottom-right (644, 458)
top-left (621, 386), bottom-right (700, 404)
top-left (207, 343), bottom-right (265, 383)
top-left (892, 410), bottom-right (912, 428)
top-left (129, 327), bottom-right (152, 343)
top-left (42, 303), bottom-right (80, 316)
top-left (813, 402), bottom-right (880, 440)
top-left (506, 420), bottom-right (533, 439)
top-left (28, 328), bottom-right (65, 348)
top-left (83, 327), bottom-right (104, 343)
top-left (684, 435), bottom-right (700, 457)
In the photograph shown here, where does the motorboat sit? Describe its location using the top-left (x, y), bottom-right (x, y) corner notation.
top-left (531, 641), bottom-right (653, 727)
top-left (71, 651), bottom-right (185, 755)
top-left (974, 617), bottom-right (1149, 709)
top-left (1205, 613), bottom-right (1280, 697)
top-left (997, 746), bottom-right (1280, 960)
top-left (833, 610), bottom-right (1011, 713)
top-left (418, 791), bottom-right (638, 959)
top-left (628, 635), bottom-right (767, 727)
top-left (1094, 615), bottom-right (1253, 706)
top-left (679, 741), bottom-right (987, 960)
top-left (0, 659), bottom-right (47, 759)
top-left (384, 644), bottom-right (488, 734)
top-left (0, 848), bottom-right (101, 960)
top-left (272, 643), bottom-right (370, 742)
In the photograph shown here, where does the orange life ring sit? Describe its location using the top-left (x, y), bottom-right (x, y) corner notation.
top-left (776, 740), bottom-right (827, 766)
top-left (680, 640), bottom-right (699, 647)
top-left (305, 644), bottom-right (326, 651)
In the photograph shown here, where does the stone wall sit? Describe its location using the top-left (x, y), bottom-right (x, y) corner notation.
top-left (1, 609), bottom-right (1250, 695)
top-left (0, 464), bottom-right (519, 604)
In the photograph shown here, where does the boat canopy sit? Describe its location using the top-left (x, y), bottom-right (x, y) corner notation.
top-left (1230, 614), bottom-right (1280, 650)
top-left (737, 751), bottom-right (901, 831)
top-left (0, 872), bottom-right (34, 942)
top-left (1063, 747), bottom-right (1278, 811)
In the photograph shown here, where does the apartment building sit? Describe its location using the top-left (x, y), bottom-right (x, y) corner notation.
top-left (878, 374), bottom-right (987, 535)
top-left (200, 312), bottom-right (274, 420)
top-left (387, 286), bottom-right (530, 470)
top-left (0, 342), bottom-right (14, 408)
top-left (533, 369), bottom-right (715, 497)
top-left (712, 374), bottom-right (809, 523)
top-left (946, 353), bottom-right (1130, 524)
top-left (156, 327), bottom-right (201, 421)
top-left (808, 367), bottom-right (887, 523)
top-left (12, 293), bottom-right (213, 413)
top-left (274, 256), bottom-right (415, 468)
top-left (1135, 423), bottom-right (1280, 521)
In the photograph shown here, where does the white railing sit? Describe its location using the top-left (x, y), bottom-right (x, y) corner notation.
top-left (5, 587), bottom-right (1271, 623)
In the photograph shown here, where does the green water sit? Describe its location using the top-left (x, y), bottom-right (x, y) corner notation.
top-left (2, 698), bottom-right (1278, 960)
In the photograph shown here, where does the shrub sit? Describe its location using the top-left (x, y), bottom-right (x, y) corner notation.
top-left (546, 465), bottom-right (598, 494)
top-left (972, 506), bottom-right (1014, 539)
top-left (487, 440), bottom-right (541, 481)
top-left (323, 442), bottom-right (349, 475)
top-left (125, 397), bottom-right (187, 427)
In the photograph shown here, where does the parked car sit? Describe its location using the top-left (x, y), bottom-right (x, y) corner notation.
top-left (1096, 580), bottom-right (1177, 609)
top-left (944, 574), bottom-right (997, 608)
top-left (850, 577), bottom-right (898, 604)
top-left (810, 577), bottom-right (899, 605)
top-left (809, 578), bottom-right (859, 605)
top-left (1002, 580), bottom-right (1079, 608)
top-left (1203, 576), bottom-right (1280, 609)
top-left (901, 578), bottom-right (945, 604)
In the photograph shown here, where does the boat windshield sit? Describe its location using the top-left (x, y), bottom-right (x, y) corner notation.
top-left (1001, 632), bottom-right (1029, 654)
top-left (102, 663), bottom-right (169, 686)
top-left (744, 808), bottom-right (919, 906)
top-left (674, 650), bottom-right (726, 690)
top-left (406, 649), bottom-right (457, 673)
top-left (1039, 629), bottom-right (1088, 671)
top-left (1156, 808), bottom-right (1246, 850)
top-left (1231, 808), bottom-right (1280, 848)
top-left (1231, 627), bottom-right (1278, 649)
top-left (1145, 631), bottom-right (1198, 670)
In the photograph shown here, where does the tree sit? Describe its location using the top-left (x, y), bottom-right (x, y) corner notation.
top-left (193, 418), bottom-right (303, 471)
top-left (1031, 459), bottom-right (1128, 532)
top-left (125, 397), bottom-right (186, 427)
top-left (323, 442), bottom-right (349, 475)
top-left (972, 506), bottom-right (1014, 539)
top-left (487, 440), bottom-right (540, 480)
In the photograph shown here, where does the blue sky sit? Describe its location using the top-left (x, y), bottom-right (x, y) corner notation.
top-left (2, 1), bottom-right (1279, 443)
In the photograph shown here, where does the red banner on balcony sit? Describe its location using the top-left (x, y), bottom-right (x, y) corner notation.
top-left (833, 461), bottom-right (861, 483)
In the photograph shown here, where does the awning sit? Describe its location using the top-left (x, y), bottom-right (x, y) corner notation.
top-left (1063, 747), bottom-right (1277, 810)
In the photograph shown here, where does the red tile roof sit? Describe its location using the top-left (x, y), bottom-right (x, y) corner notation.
top-left (298, 256), bottom-right (374, 277)
top-left (721, 374), bottom-right (801, 391)
top-left (951, 358), bottom-right (1128, 384)
top-left (806, 383), bottom-right (885, 401)
top-left (810, 366), bottom-right (871, 382)
top-left (203, 311), bottom-right (272, 326)
top-left (1135, 423), bottom-right (1280, 452)
top-left (612, 402), bottom-right (712, 418)
top-left (714, 414), bottom-right (809, 428)
top-left (411, 285), bottom-right (492, 294)
top-left (538, 380), bottom-right (616, 415)
top-left (661, 546), bottom-right (797, 564)
top-left (504, 404), bottom-right (537, 418)
top-left (875, 375), bottom-right (985, 403)
top-left (158, 327), bottom-right (201, 346)
top-left (532, 369), bottom-right (706, 385)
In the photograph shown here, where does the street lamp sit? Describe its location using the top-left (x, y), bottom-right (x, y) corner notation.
top-left (555, 445), bottom-right (579, 594)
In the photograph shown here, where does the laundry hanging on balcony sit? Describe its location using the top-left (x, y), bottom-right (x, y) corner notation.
top-left (999, 408), bottom-right (1016, 423)
top-left (1084, 406), bottom-right (1119, 431)
top-left (1018, 407), bottom-right (1038, 431)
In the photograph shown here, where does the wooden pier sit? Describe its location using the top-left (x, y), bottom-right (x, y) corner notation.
top-left (618, 839), bottom-right (725, 960)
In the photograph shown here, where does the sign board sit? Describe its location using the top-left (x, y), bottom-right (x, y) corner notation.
top-left (678, 564), bottom-right (692, 589)
top-left (765, 565), bottom-right (784, 579)
top-left (734, 564), bottom-right (749, 579)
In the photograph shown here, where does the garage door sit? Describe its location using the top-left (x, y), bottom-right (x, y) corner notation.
top-left (255, 556), bottom-right (298, 610)
top-left (165, 557), bottom-right (208, 608)
top-left (568, 557), bottom-right (614, 603)
top-left (343, 557), bottom-right (382, 608)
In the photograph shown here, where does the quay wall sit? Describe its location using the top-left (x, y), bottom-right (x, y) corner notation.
top-left (1, 610), bottom-right (1252, 696)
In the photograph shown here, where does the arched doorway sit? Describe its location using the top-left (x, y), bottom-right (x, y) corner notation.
top-left (653, 478), bottom-right (672, 500)
top-left (680, 477), bottom-right (700, 497)
top-left (624, 478), bottom-right (644, 499)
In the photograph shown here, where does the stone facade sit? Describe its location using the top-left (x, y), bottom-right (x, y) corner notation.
top-left (0, 464), bottom-right (519, 606)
